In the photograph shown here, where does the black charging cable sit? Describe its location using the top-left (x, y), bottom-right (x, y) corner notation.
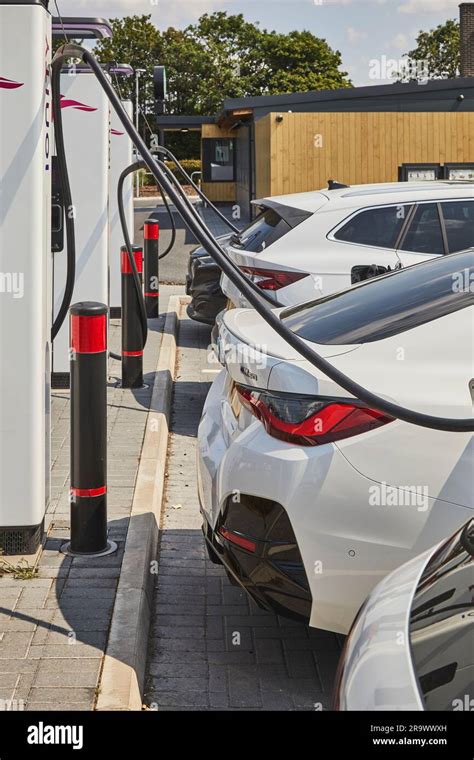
top-left (51, 44), bottom-right (474, 433)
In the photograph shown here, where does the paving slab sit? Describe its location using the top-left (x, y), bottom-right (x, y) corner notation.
top-left (0, 285), bottom-right (181, 711)
top-left (144, 306), bottom-right (344, 711)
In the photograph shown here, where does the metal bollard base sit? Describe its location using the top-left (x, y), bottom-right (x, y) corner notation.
top-left (60, 539), bottom-right (118, 558)
top-left (114, 381), bottom-right (150, 390)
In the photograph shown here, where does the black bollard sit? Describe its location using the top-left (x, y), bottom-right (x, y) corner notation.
top-left (143, 218), bottom-right (159, 318)
top-left (69, 302), bottom-right (108, 554)
top-left (121, 244), bottom-right (143, 388)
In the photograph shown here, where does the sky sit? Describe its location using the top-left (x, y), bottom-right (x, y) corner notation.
top-left (53, 0), bottom-right (463, 86)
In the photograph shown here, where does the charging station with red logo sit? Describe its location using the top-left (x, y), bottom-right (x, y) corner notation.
top-left (0, 0), bottom-right (52, 553)
top-left (109, 93), bottom-right (134, 319)
top-left (52, 63), bottom-right (111, 386)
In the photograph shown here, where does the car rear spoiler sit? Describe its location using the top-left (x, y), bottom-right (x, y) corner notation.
top-left (251, 198), bottom-right (313, 228)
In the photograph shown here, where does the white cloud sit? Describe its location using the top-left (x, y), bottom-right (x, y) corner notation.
top-left (390, 32), bottom-right (409, 49)
top-left (321, 0), bottom-right (354, 5)
top-left (347, 27), bottom-right (368, 43)
top-left (398, 0), bottom-right (460, 14)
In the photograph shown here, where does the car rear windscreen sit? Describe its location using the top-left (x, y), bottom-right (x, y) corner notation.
top-left (281, 250), bottom-right (474, 344)
top-left (230, 208), bottom-right (292, 252)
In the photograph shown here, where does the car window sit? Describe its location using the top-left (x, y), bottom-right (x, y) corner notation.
top-left (280, 249), bottom-right (473, 344)
top-left (230, 208), bottom-right (291, 253)
top-left (399, 203), bottom-right (445, 255)
top-left (441, 200), bottom-right (474, 253)
top-left (333, 205), bottom-right (411, 249)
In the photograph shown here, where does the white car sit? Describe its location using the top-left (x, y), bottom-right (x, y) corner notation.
top-left (334, 519), bottom-right (474, 711)
top-left (197, 250), bottom-right (474, 635)
top-left (221, 181), bottom-right (474, 308)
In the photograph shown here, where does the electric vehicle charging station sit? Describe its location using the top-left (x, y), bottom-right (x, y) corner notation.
top-left (0, 0), bottom-right (52, 554)
top-left (109, 72), bottom-right (134, 319)
top-left (52, 66), bottom-right (110, 386)
top-left (51, 19), bottom-right (113, 387)
top-left (1, 0), bottom-right (472, 563)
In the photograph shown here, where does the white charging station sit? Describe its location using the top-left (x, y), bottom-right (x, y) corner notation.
top-left (52, 66), bottom-right (110, 385)
top-left (0, 0), bottom-right (52, 552)
top-left (109, 98), bottom-right (134, 318)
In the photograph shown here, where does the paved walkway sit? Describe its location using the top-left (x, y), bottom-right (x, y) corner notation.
top-left (144, 306), bottom-right (342, 711)
top-left (0, 287), bottom-right (179, 711)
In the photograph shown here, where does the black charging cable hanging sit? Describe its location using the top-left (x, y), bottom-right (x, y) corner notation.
top-left (108, 160), bottom-right (148, 362)
top-left (51, 44), bottom-right (474, 433)
top-left (51, 55), bottom-right (75, 341)
top-left (155, 183), bottom-right (177, 259)
top-left (154, 157), bottom-right (277, 306)
top-left (153, 145), bottom-right (240, 235)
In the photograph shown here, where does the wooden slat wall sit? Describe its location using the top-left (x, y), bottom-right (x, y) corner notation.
top-left (202, 124), bottom-right (235, 139)
top-left (200, 182), bottom-right (236, 202)
top-left (254, 112), bottom-right (474, 197)
top-left (255, 117), bottom-right (271, 199)
top-left (201, 123), bottom-right (236, 202)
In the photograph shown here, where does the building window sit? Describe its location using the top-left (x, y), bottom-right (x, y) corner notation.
top-left (202, 138), bottom-right (235, 182)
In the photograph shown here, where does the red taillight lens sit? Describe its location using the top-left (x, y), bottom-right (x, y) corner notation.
top-left (219, 527), bottom-right (256, 553)
top-left (239, 265), bottom-right (309, 291)
top-left (236, 385), bottom-right (394, 446)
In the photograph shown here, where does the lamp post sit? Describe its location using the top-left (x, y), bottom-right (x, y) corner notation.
top-left (134, 68), bottom-right (145, 198)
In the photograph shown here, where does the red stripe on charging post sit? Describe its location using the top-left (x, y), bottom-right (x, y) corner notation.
top-left (121, 247), bottom-right (143, 274)
top-left (144, 220), bottom-right (159, 240)
top-left (122, 350), bottom-right (143, 357)
top-left (144, 292), bottom-right (159, 297)
top-left (71, 314), bottom-right (107, 354)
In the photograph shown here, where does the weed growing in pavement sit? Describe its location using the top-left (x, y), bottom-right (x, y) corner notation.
top-left (0, 549), bottom-right (38, 580)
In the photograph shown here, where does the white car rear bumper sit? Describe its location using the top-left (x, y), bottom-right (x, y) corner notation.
top-left (197, 371), bottom-right (473, 633)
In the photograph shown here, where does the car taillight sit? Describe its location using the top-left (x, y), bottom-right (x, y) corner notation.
top-left (239, 265), bottom-right (309, 291)
top-left (236, 385), bottom-right (394, 446)
top-left (219, 527), bottom-right (256, 553)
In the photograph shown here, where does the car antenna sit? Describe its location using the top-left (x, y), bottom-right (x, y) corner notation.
top-left (328, 179), bottom-right (350, 190)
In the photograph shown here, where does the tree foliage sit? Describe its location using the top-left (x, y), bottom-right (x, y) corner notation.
top-left (94, 12), bottom-right (351, 119)
top-left (400, 19), bottom-right (460, 81)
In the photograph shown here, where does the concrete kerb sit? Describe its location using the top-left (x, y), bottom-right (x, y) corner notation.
top-left (96, 294), bottom-right (190, 711)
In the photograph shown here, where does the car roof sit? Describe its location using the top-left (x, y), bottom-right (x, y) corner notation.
top-left (258, 181), bottom-right (474, 214)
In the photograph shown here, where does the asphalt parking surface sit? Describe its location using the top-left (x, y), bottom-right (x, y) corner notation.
top-left (134, 197), bottom-right (198, 285)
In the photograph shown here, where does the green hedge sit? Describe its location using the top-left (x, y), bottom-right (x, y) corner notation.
top-left (140, 160), bottom-right (202, 187)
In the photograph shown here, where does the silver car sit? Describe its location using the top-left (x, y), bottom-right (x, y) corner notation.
top-left (334, 519), bottom-right (474, 711)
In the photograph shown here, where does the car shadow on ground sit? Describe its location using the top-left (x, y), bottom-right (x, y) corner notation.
top-left (143, 526), bottom-right (344, 711)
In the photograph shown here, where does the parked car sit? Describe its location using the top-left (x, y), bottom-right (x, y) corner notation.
top-left (334, 519), bottom-right (474, 711)
top-left (186, 233), bottom-right (232, 324)
top-left (197, 250), bottom-right (474, 634)
top-left (220, 180), bottom-right (474, 310)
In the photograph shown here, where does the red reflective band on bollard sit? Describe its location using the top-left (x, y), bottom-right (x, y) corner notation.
top-left (144, 221), bottom-right (159, 240)
top-left (121, 248), bottom-right (143, 274)
top-left (71, 486), bottom-right (107, 498)
top-left (122, 350), bottom-right (143, 357)
top-left (71, 315), bottom-right (107, 354)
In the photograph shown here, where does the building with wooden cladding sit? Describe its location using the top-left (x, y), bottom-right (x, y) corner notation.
top-left (157, 77), bottom-right (474, 219)
top-left (156, 5), bottom-right (474, 220)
